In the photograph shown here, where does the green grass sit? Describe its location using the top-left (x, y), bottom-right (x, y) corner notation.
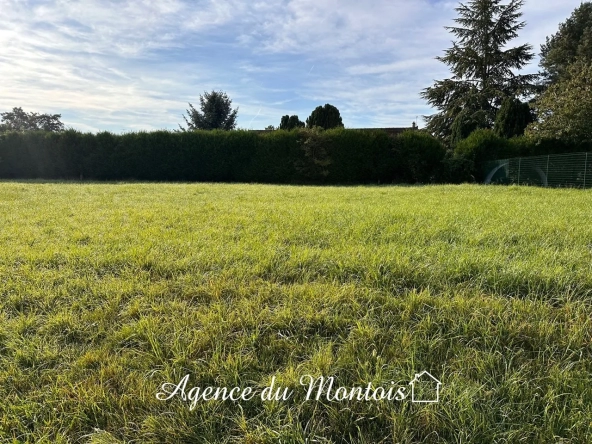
top-left (0, 182), bottom-right (591, 443)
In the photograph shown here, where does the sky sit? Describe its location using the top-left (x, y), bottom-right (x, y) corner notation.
top-left (0, 0), bottom-right (584, 133)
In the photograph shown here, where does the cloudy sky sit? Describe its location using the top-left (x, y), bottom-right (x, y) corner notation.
top-left (0, 0), bottom-right (583, 133)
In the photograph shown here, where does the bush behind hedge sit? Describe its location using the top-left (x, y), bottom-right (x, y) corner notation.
top-left (452, 128), bottom-right (592, 181)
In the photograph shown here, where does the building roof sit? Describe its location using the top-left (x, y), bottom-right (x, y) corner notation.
top-left (250, 126), bottom-right (416, 135)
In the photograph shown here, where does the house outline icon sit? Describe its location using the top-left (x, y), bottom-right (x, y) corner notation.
top-left (409, 371), bottom-right (441, 403)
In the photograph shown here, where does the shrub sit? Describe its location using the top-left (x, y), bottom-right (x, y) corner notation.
top-left (454, 129), bottom-right (514, 180)
top-left (522, 137), bottom-right (592, 157)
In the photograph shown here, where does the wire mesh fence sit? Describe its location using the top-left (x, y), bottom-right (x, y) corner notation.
top-left (483, 152), bottom-right (592, 189)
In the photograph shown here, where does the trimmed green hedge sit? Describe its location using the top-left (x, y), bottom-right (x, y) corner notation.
top-left (2, 128), bottom-right (589, 184)
top-left (0, 128), bottom-right (453, 184)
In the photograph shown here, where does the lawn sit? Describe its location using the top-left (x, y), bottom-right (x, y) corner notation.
top-left (0, 182), bottom-right (591, 443)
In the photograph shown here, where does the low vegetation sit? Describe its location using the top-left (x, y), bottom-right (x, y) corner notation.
top-left (0, 182), bottom-right (591, 443)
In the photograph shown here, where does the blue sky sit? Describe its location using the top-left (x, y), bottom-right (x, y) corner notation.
top-left (0, 0), bottom-right (583, 133)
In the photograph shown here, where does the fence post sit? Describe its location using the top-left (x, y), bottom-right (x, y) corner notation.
top-left (518, 157), bottom-right (521, 185)
top-left (546, 155), bottom-right (550, 187)
top-left (585, 152), bottom-right (588, 189)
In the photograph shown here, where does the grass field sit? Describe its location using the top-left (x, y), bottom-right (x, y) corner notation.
top-left (0, 182), bottom-right (591, 443)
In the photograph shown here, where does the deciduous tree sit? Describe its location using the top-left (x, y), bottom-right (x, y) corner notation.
top-left (539, 2), bottom-right (592, 86)
top-left (525, 60), bottom-right (592, 142)
top-left (0, 107), bottom-right (64, 132)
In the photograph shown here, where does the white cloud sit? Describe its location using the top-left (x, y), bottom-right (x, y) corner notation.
top-left (0, 0), bottom-right (586, 131)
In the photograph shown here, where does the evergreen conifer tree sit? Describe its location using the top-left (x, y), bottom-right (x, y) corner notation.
top-left (421, 0), bottom-right (538, 144)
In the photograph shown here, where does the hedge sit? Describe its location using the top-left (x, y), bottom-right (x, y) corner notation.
top-left (0, 128), bottom-right (454, 184)
top-left (4, 128), bottom-right (589, 184)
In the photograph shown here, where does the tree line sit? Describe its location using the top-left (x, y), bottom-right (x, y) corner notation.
top-left (1, 95), bottom-right (344, 134)
top-left (176, 91), bottom-right (344, 132)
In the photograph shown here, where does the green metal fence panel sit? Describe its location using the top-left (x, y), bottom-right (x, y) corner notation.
top-left (484, 152), bottom-right (592, 189)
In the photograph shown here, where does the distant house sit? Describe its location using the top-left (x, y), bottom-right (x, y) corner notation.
top-left (409, 371), bottom-right (441, 403)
